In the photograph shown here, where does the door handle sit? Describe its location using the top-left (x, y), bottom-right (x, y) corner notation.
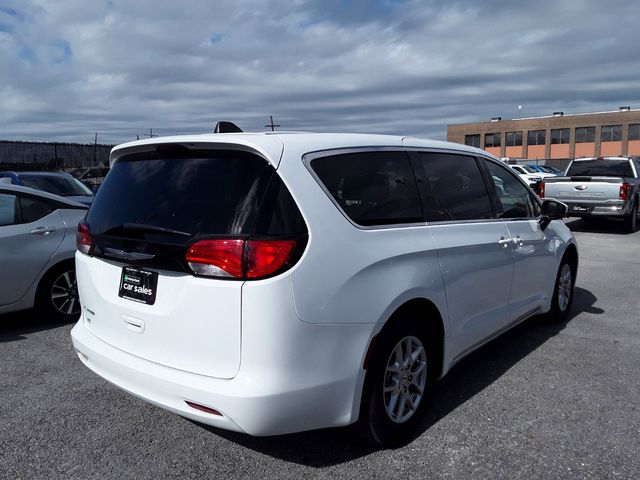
top-left (29, 226), bottom-right (57, 235)
top-left (498, 237), bottom-right (512, 248)
top-left (512, 236), bottom-right (523, 247)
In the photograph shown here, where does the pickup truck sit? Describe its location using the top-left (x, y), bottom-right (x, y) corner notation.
top-left (540, 157), bottom-right (640, 232)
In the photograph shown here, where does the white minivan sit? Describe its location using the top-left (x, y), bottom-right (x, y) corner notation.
top-left (71, 132), bottom-right (577, 445)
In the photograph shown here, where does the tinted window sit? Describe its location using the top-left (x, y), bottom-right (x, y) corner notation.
top-left (0, 193), bottom-right (19, 226)
top-left (412, 152), bottom-right (494, 222)
top-left (252, 175), bottom-right (307, 235)
top-left (485, 133), bottom-right (501, 148)
top-left (566, 160), bottom-right (633, 177)
top-left (21, 174), bottom-right (93, 196)
top-left (551, 128), bottom-right (570, 144)
top-left (527, 130), bottom-right (545, 145)
top-left (629, 124), bottom-right (640, 141)
top-left (87, 149), bottom-right (275, 241)
top-left (506, 131), bottom-right (523, 146)
top-left (310, 151), bottom-right (422, 226)
top-left (20, 196), bottom-right (54, 223)
top-left (601, 125), bottom-right (622, 142)
top-left (575, 127), bottom-right (595, 143)
top-left (484, 160), bottom-right (541, 218)
top-left (464, 134), bottom-right (480, 148)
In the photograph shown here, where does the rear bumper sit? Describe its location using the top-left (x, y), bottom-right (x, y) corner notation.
top-left (71, 314), bottom-right (374, 436)
top-left (562, 202), bottom-right (628, 217)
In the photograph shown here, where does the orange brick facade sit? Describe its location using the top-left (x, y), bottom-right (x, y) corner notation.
top-left (447, 109), bottom-right (640, 160)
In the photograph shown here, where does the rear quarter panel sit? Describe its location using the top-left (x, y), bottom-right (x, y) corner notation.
top-left (276, 145), bottom-right (449, 330)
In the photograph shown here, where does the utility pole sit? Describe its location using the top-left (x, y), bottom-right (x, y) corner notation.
top-left (144, 128), bottom-right (155, 138)
top-left (93, 132), bottom-right (98, 165)
top-left (265, 116), bottom-right (280, 132)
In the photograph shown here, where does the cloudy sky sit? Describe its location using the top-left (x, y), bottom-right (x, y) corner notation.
top-left (1, 0), bottom-right (639, 144)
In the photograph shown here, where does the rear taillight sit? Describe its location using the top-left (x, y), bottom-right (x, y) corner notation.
top-left (185, 238), bottom-right (300, 280)
top-left (76, 221), bottom-right (92, 254)
top-left (538, 181), bottom-right (545, 198)
top-left (185, 239), bottom-right (244, 278)
top-left (620, 183), bottom-right (631, 201)
top-left (245, 240), bottom-right (297, 279)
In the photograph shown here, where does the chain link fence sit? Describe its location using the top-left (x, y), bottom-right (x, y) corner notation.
top-left (0, 140), bottom-right (114, 190)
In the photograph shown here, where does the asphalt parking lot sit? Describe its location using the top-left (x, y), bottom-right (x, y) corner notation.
top-left (1, 218), bottom-right (639, 480)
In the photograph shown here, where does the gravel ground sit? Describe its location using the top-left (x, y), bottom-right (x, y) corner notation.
top-left (1, 218), bottom-right (639, 480)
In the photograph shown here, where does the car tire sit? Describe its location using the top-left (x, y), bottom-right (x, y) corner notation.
top-left (36, 261), bottom-right (81, 323)
top-left (358, 322), bottom-right (431, 446)
top-left (623, 202), bottom-right (638, 233)
top-left (546, 258), bottom-right (575, 324)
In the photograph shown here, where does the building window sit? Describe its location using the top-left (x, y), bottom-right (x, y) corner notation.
top-left (484, 133), bottom-right (501, 148)
top-left (575, 127), bottom-right (595, 143)
top-left (464, 134), bottom-right (481, 148)
top-left (628, 124), bottom-right (640, 141)
top-left (527, 130), bottom-right (546, 145)
top-left (601, 125), bottom-right (622, 142)
top-left (550, 128), bottom-right (570, 144)
top-left (505, 131), bottom-right (523, 146)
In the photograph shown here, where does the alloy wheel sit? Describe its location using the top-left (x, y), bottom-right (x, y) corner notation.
top-left (557, 264), bottom-right (573, 312)
top-left (51, 271), bottom-right (80, 316)
top-left (383, 335), bottom-right (428, 423)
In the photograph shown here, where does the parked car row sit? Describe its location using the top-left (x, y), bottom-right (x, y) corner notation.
top-left (4, 137), bottom-right (636, 447)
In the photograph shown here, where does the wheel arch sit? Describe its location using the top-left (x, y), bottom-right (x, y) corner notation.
top-left (364, 297), bottom-right (446, 380)
top-left (561, 242), bottom-right (578, 278)
top-left (35, 257), bottom-right (77, 299)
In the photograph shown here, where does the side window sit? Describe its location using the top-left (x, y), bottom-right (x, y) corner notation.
top-left (0, 193), bottom-right (19, 226)
top-left (484, 160), bottom-right (541, 219)
top-left (633, 160), bottom-right (640, 178)
top-left (310, 151), bottom-right (422, 226)
top-left (412, 152), bottom-right (494, 222)
top-left (19, 196), bottom-right (53, 223)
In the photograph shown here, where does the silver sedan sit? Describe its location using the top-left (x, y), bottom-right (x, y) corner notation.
top-left (0, 183), bottom-right (88, 321)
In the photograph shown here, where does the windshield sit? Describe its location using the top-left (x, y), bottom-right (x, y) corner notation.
top-left (86, 149), bottom-right (275, 241)
top-left (566, 160), bottom-right (633, 177)
top-left (522, 165), bottom-right (538, 173)
top-left (21, 174), bottom-right (93, 196)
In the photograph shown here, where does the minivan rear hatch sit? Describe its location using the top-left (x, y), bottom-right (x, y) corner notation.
top-left (79, 144), bottom-right (285, 378)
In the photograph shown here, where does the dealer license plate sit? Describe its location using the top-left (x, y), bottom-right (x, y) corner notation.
top-left (571, 205), bottom-right (592, 213)
top-left (118, 267), bottom-right (158, 305)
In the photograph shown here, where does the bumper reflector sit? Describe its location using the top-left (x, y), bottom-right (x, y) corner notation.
top-left (185, 400), bottom-right (223, 416)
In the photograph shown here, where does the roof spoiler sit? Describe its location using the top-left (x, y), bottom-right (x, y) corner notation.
top-left (213, 121), bottom-right (243, 133)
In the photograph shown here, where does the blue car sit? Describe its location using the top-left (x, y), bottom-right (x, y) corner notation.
top-left (0, 171), bottom-right (94, 206)
top-left (526, 164), bottom-right (562, 175)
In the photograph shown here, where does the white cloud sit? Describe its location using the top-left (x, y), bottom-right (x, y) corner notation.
top-left (0, 0), bottom-right (639, 144)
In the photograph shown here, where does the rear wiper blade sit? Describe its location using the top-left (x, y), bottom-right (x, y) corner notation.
top-left (122, 223), bottom-right (192, 237)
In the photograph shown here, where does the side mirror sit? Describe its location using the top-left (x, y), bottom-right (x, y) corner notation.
top-left (539, 199), bottom-right (568, 230)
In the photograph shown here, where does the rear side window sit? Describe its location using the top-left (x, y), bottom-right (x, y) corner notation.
top-left (20, 174), bottom-right (93, 196)
top-left (411, 152), bottom-right (494, 222)
top-left (310, 151), bottom-right (422, 226)
top-left (566, 160), bottom-right (633, 177)
top-left (20, 196), bottom-right (54, 223)
top-left (87, 149), bottom-right (275, 241)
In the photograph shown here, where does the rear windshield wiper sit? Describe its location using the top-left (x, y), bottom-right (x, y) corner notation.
top-left (120, 222), bottom-right (192, 237)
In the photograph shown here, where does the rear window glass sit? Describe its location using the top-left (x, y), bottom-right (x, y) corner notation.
top-left (21, 174), bottom-right (93, 196)
top-left (86, 149), bottom-right (275, 240)
top-left (310, 151), bottom-right (422, 226)
top-left (566, 160), bottom-right (633, 177)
